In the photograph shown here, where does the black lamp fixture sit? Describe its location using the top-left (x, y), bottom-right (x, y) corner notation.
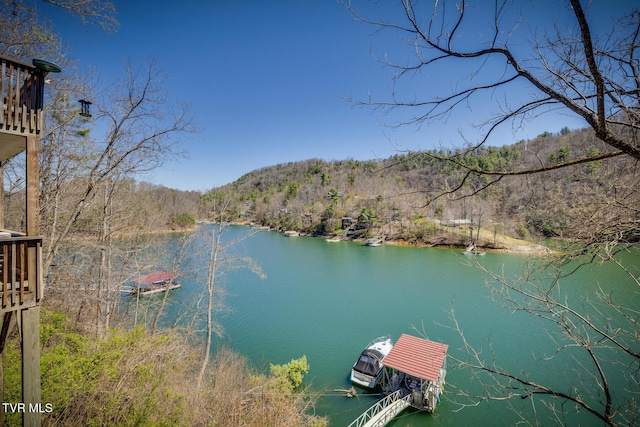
top-left (32, 59), bottom-right (62, 74)
top-left (79, 99), bottom-right (92, 118)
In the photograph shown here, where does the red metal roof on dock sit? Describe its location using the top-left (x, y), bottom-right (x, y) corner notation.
top-left (133, 271), bottom-right (177, 284)
top-left (383, 334), bottom-right (448, 382)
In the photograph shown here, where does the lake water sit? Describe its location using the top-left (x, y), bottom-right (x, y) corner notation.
top-left (138, 225), bottom-right (639, 426)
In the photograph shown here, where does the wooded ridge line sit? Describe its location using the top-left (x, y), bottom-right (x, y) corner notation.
top-left (202, 127), bottom-right (635, 252)
top-left (6, 126), bottom-right (625, 253)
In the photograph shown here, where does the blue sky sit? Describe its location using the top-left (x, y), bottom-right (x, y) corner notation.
top-left (41, 0), bottom-right (616, 191)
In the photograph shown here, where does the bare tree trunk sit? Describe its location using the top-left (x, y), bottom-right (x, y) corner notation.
top-left (101, 177), bottom-right (116, 335)
top-left (197, 220), bottom-right (224, 389)
top-left (194, 195), bottom-right (265, 389)
top-left (151, 233), bottom-right (194, 335)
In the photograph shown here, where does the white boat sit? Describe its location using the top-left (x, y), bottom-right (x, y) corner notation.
top-left (351, 336), bottom-right (393, 388)
top-left (284, 230), bottom-right (299, 237)
top-left (463, 242), bottom-right (485, 256)
top-left (463, 250), bottom-right (486, 256)
top-left (325, 237), bottom-right (341, 242)
top-left (251, 225), bottom-right (271, 231)
top-left (364, 238), bottom-right (382, 247)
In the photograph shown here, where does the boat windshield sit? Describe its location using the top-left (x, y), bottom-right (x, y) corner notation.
top-left (353, 349), bottom-right (383, 376)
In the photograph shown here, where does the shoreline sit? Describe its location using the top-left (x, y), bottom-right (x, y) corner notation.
top-left (234, 222), bottom-right (554, 255)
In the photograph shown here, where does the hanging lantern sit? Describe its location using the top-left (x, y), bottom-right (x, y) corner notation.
top-left (79, 99), bottom-right (92, 118)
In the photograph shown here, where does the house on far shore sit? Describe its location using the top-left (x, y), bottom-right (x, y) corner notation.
top-left (443, 219), bottom-right (477, 228)
top-left (342, 217), bottom-right (354, 229)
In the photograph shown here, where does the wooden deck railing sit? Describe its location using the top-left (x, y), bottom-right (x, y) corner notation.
top-left (1, 55), bottom-right (45, 136)
top-left (0, 236), bottom-right (43, 312)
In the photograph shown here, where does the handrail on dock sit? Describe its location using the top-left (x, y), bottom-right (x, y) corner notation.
top-left (347, 390), bottom-right (412, 427)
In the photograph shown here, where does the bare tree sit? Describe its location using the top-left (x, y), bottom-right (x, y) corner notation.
top-left (196, 192), bottom-right (265, 389)
top-left (31, 60), bottom-right (193, 338)
top-left (198, 209), bottom-right (227, 389)
top-left (42, 0), bottom-right (118, 33)
top-left (0, 0), bottom-right (117, 60)
top-left (42, 59), bottom-right (192, 275)
top-left (347, 0), bottom-right (639, 161)
top-left (447, 260), bottom-right (640, 427)
top-left (347, 1), bottom-right (640, 425)
top-left (0, 0), bottom-right (60, 60)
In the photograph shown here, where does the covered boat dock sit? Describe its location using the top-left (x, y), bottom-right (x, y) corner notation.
top-left (348, 334), bottom-right (448, 427)
top-left (123, 271), bottom-right (180, 296)
top-left (382, 334), bottom-right (448, 413)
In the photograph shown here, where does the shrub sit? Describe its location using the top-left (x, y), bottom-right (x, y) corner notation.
top-left (270, 355), bottom-right (310, 394)
top-left (169, 212), bottom-right (196, 229)
top-left (517, 223), bottom-right (529, 239)
top-left (3, 310), bottom-right (325, 426)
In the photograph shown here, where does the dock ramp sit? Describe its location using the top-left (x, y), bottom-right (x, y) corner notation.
top-left (347, 390), bottom-right (412, 427)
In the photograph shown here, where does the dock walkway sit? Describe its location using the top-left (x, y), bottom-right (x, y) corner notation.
top-left (347, 390), bottom-right (411, 427)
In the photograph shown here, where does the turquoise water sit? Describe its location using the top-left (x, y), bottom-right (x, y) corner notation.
top-left (137, 225), bottom-right (639, 426)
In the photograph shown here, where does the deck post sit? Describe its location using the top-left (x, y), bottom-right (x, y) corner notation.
top-left (0, 355), bottom-right (4, 427)
top-left (22, 306), bottom-right (41, 427)
top-left (26, 135), bottom-right (39, 236)
top-left (0, 161), bottom-right (4, 229)
top-left (24, 126), bottom-right (43, 427)
top-left (0, 311), bottom-right (12, 426)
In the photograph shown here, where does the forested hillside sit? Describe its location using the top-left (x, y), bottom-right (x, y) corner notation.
top-left (2, 176), bottom-right (201, 235)
top-left (206, 127), bottom-right (634, 249)
top-left (6, 124), bottom-right (623, 253)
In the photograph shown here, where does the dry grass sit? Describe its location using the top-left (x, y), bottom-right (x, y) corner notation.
top-left (199, 348), bottom-right (326, 427)
top-left (3, 310), bottom-right (325, 427)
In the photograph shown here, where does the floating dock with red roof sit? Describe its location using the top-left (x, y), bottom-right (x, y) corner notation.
top-left (347, 334), bottom-right (449, 427)
top-left (382, 334), bottom-right (448, 413)
top-left (122, 271), bottom-right (180, 297)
